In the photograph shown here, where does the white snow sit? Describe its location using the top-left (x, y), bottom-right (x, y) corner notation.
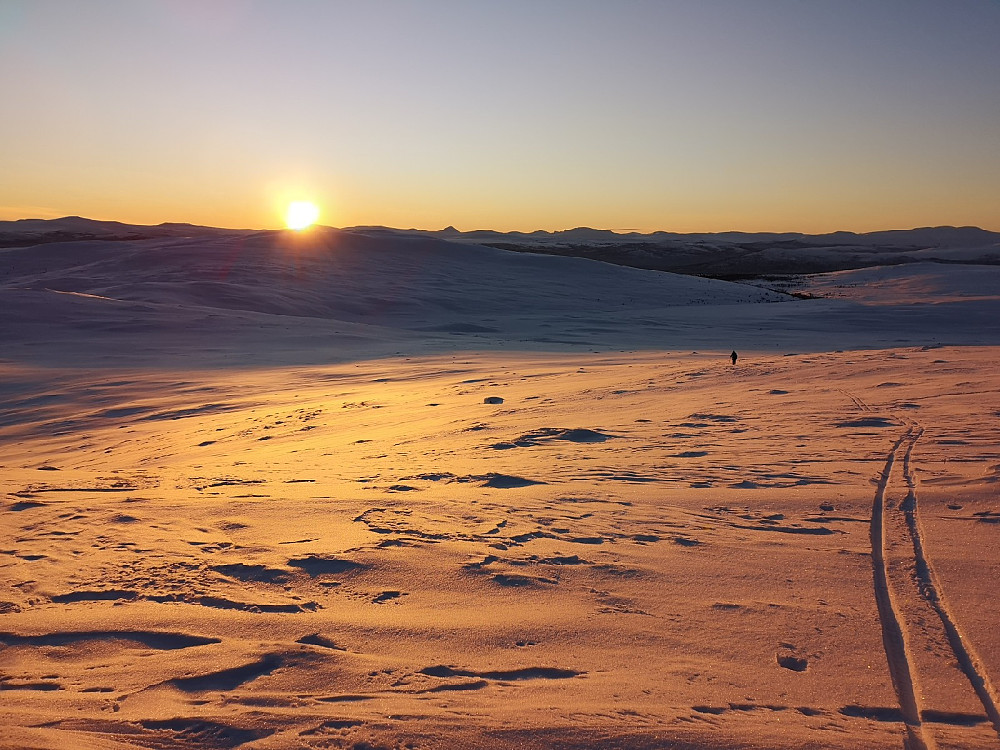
top-left (1, 226), bottom-right (999, 749)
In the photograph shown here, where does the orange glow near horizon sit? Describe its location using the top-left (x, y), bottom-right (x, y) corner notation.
top-left (2, 4), bottom-right (999, 236)
top-left (2, 190), bottom-right (999, 235)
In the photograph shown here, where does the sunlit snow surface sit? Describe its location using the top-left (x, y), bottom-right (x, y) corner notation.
top-left (1, 227), bottom-right (999, 749)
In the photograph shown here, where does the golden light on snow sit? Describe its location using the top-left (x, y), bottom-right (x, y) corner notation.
top-left (285, 201), bottom-right (320, 230)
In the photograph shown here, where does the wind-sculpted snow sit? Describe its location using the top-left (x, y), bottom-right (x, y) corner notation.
top-left (3, 346), bottom-right (999, 748)
top-left (2, 218), bottom-right (1000, 749)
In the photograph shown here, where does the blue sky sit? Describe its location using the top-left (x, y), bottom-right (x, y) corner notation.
top-left (2, 0), bottom-right (998, 231)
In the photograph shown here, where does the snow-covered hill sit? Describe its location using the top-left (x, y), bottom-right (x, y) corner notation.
top-left (1, 222), bottom-right (998, 368)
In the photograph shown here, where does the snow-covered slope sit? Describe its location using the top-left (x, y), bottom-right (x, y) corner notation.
top-left (0, 228), bottom-right (782, 322)
top-left (2, 221), bottom-right (1000, 750)
top-left (789, 262), bottom-right (1000, 305)
top-left (1, 225), bottom-right (998, 369)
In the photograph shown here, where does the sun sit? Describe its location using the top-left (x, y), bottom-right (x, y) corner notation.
top-left (285, 201), bottom-right (320, 230)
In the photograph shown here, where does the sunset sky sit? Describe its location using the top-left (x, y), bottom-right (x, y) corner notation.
top-left (2, 0), bottom-right (999, 233)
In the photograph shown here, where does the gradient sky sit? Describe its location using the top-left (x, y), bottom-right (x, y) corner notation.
top-left (2, 0), bottom-right (999, 232)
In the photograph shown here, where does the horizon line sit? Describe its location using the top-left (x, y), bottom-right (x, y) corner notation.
top-left (3, 214), bottom-right (999, 238)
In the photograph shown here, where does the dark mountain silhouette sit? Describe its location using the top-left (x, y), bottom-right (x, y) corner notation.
top-left (2, 217), bottom-right (997, 278)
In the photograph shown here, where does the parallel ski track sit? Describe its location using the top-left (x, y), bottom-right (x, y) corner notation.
top-left (900, 428), bottom-right (1000, 739)
top-left (871, 422), bottom-right (1000, 749)
top-left (870, 426), bottom-right (930, 750)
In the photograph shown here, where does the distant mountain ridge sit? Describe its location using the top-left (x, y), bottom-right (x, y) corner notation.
top-left (2, 216), bottom-right (998, 277)
top-left (333, 222), bottom-right (1000, 250)
top-left (0, 216), bottom-right (248, 248)
top-left (355, 223), bottom-right (1000, 247)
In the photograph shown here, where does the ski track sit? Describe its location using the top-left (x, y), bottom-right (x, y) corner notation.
top-left (870, 422), bottom-right (1000, 749)
top-left (901, 428), bottom-right (1000, 739)
top-left (842, 389), bottom-right (874, 413)
top-left (870, 427), bottom-right (930, 750)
